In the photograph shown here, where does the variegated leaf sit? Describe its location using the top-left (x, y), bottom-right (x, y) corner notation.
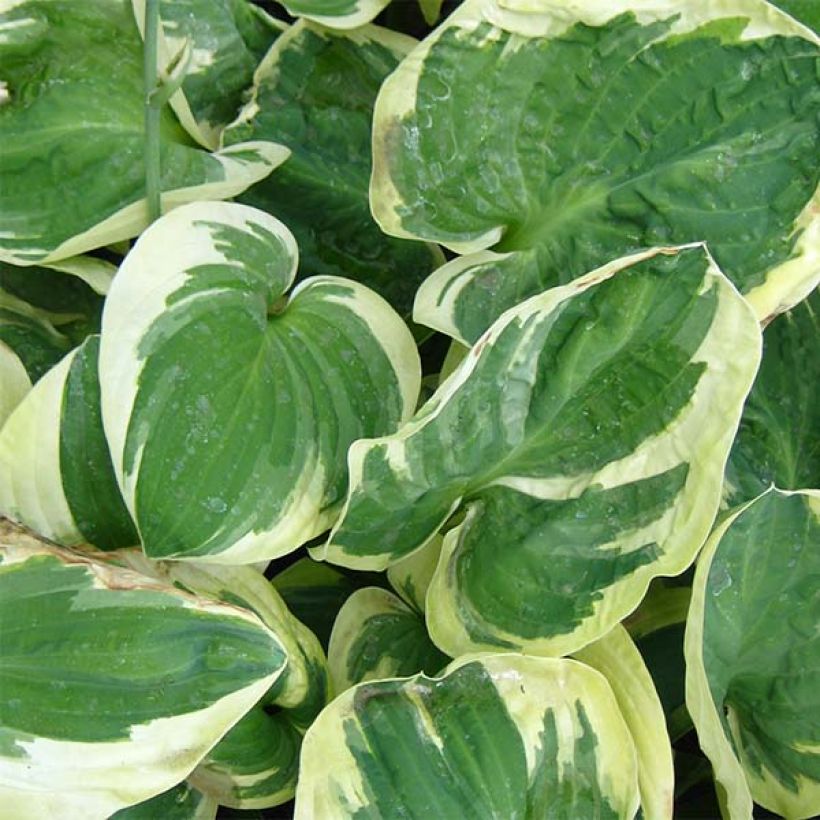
top-left (132, 0), bottom-right (285, 149)
top-left (369, 0), bottom-right (820, 343)
top-left (321, 245), bottom-right (761, 657)
top-left (0, 258), bottom-right (109, 352)
top-left (386, 533), bottom-right (442, 613)
top-left (109, 782), bottom-right (217, 820)
top-left (294, 654), bottom-right (640, 818)
top-left (277, 0), bottom-right (391, 30)
top-left (272, 557), bottom-right (373, 650)
top-left (0, 260), bottom-right (110, 424)
top-left (223, 21), bottom-right (441, 315)
top-left (685, 489), bottom-right (820, 820)
top-left (0, 336), bottom-right (138, 550)
top-left (0, 521), bottom-right (285, 820)
top-left (724, 287), bottom-right (819, 507)
top-left (113, 554), bottom-right (330, 809)
top-left (0, 341), bottom-right (29, 427)
top-left (0, 292), bottom-right (73, 385)
top-left (770, 1), bottom-right (820, 31)
top-left (574, 625), bottom-right (674, 820)
top-left (328, 587), bottom-right (449, 693)
top-left (99, 201), bottom-right (420, 564)
top-left (0, 0), bottom-right (287, 265)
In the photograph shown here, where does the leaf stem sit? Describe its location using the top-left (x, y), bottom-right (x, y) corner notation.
top-left (143, 0), bottom-right (162, 223)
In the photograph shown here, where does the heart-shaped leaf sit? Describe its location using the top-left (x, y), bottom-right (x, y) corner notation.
top-left (100, 201), bottom-right (420, 563)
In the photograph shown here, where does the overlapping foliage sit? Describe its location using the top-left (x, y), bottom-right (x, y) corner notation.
top-left (0, 0), bottom-right (817, 818)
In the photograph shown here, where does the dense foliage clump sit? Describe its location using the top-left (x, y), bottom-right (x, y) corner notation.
top-left (0, 1), bottom-right (817, 818)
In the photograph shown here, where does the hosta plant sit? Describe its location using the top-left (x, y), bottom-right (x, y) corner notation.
top-left (0, 0), bottom-right (817, 818)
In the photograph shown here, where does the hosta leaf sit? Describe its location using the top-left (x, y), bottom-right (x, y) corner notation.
top-left (109, 782), bottom-right (217, 820)
top-left (294, 654), bottom-right (640, 819)
top-left (0, 521), bottom-right (286, 819)
top-left (0, 342), bottom-right (29, 427)
top-left (770, 1), bottom-right (820, 32)
top-left (0, 299), bottom-right (70, 385)
top-left (574, 625), bottom-right (674, 820)
top-left (322, 245), bottom-right (761, 657)
top-left (0, 336), bottom-right (138, 550)
top-left (685, 489), bottom-right (820, 820)
top-left (99, 200), bottom-right (420, 564)
top-left (272, 558), bottom-right (372, 650)
top-left (418, 0), bottom-right (444, 27)
top-left (0, 0), bottom-right (287, 265)
top-left (386, 533), bottom-right (442, 613)
top-left (132, 0), bottom-right (285, 149)
top-left (223, 21), bottom-right (441, 315)
top-left (370, 0), bottom-right (820, 343)
top-left (277, 0), bottom-right (391, 30)
top-left (0, 259), bottom-right (108, 338)
top-left (724, 287), bottom-right (819, 507)
top-left (113, 554), bottom-right (330, 809)
top-left (0, 259), bottom-right (110, 424)
top-left (328, 587), bottom-right (449, 693)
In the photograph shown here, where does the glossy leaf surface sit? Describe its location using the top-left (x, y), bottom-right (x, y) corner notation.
top-left (0, 521), bottom-right (285, 819)
top-left (295, 655), bottom-right (640, 819)
top-left (0, 0), bottom-right (286, 265)
top-left (328, 587), bottom-right (449, 692)
top-left (370, 0), bottom-right (820, 342)
top-left (133, 0), bottom-right (285, 148)
top-left (725, 288), bottom-right (819, 506)
top-left (100, 201), bottom-right (420, 563)
top-left (685, 489), bottom-right (820, 820)
top-left (0, 336), bottom-right (138, 550)
top-left (323, 246), bottom-right (761, 657)
top-left (224, 21), bottom-right (441, 315)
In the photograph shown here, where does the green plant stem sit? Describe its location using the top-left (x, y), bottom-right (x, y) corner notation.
top-left (143, 0), bottom-right (162, 223)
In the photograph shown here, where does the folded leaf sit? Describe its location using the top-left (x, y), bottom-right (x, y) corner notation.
top-left (223, 20), bottom-right (441, 315)
top-left (0, 521), bottom-right (286, 819)
top-left (99, 200), bottom-right (420, 563)
top-left (0, 336), bottom-right (139, 550)
top-left (575, 625), bottom-right (674, 820)
top-left (328, 587), bottom-right (449, 693)
top-left (685, 489), bottom-right (820, 820)
top-left (322, 245), bottom-right (761, 657)
top-left (369, 0), bottom-right (820, 342)
top-left (295, 654), bottom-right (640, 818)
top-left (109, 782), bottom-right (217, 820)
top-left (386, 533), bottom-right (442, 613)
top-left (132, 0), bottom-right (285, 149)
top-left (0, 342), bottom-right (29, 427)
top-left (112, 554), bottom-right (330, 809)
top-left (724, 288), bottom-right (819, 507)
top-left (0, 0), bottom-right (287, 265)
top-left (272, 558), bottom-right (374, 650)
